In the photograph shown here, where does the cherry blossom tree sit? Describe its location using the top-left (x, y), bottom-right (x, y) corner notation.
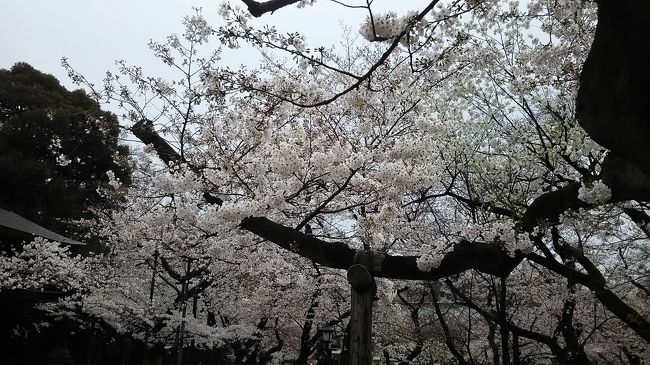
top-left (212, 2), bottom-right (649, 360)
top-left (49, 0), bottom-right (650, 363)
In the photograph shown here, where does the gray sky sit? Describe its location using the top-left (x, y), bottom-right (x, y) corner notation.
top-left (1, 0), bottom-right (431, 90)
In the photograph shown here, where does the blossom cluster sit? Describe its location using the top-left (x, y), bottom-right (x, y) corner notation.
top-left (416, 244), bottom-right (449, 272)
top-left (578, 180), bottom-right (612, 204)
top-left (359, 11), bottom-right (420, 41)
top-left (0, 239), bottom-right (89, 292)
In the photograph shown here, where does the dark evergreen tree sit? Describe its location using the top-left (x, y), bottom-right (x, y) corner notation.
top-left (0, 62), bottom-right (130, 240)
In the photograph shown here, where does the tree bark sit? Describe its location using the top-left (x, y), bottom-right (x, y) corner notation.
top-left (576, 0), bottom-right (650, 176)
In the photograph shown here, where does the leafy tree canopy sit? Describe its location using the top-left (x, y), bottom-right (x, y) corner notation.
top-left (0, 62), bottom-right (131, 239)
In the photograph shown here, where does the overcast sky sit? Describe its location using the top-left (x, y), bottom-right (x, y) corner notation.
top-left (1, 0), bottom-right (431, 91)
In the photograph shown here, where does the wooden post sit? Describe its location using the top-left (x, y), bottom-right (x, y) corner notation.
top-left (347, 263), bottom-right (374, 365)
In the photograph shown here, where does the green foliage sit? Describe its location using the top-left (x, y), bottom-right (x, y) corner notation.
top-left (0, 62), bottom-right (131, 238)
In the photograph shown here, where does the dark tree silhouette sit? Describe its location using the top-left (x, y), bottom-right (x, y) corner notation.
top-left (0, 62), bottom-right (131, 241)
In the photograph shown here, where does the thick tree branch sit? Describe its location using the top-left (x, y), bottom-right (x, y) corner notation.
top-left (240, 216), bottom-right (519, 280)
top-left (517, 182), bottom-right (586, 231)
top-left (240, 0), bottom-right (301, 17)
top-left (131, 119), bottom-right (223, 205)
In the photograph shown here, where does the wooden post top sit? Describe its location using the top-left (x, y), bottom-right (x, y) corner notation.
top-left (347, 264), bottom-right (373, 292)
